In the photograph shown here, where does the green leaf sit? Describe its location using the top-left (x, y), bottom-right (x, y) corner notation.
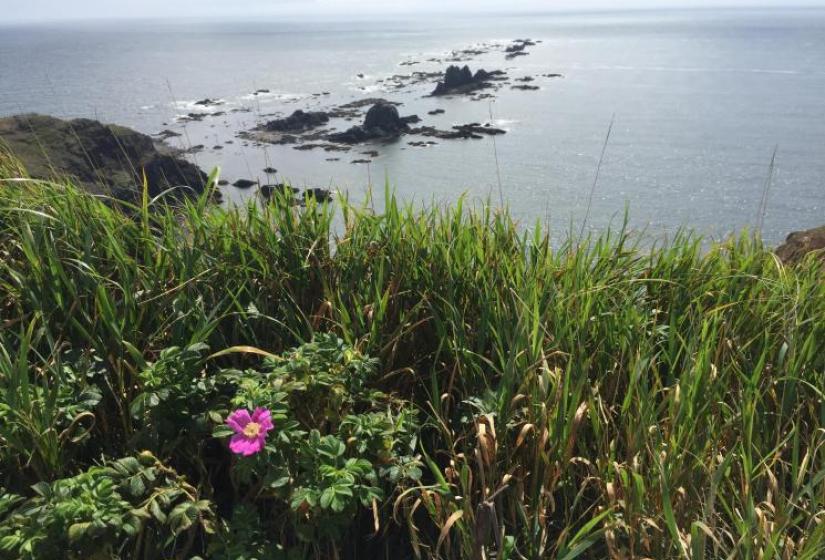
top-left (149, 499), bottom-right (167, 523)
top-left (269, 476), bottom-right (291, 489)
top-left (212, 425), bottom-right (234, 438)
top-left (128, 475), bottom-right (146, 497)
top-left (320, 487), bottom-right (336, 510)
top-left (67, 522), bottom-right (91, 543)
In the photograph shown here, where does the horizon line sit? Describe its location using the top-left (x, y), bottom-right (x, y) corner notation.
top-left (3, 4), bottom-right (825, 27)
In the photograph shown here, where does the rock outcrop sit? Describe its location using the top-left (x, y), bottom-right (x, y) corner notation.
top-left (0, 114), bottom-right (208, 200)
top-left (430, 65), bottom-right (506, 96)
top-left (328, 103), bottom-right (418, 144)
top-left (775, 225), bottom-right (825, 264)
top-left (232, 179), bottom-right (257, 189)
top-left (261, 110), bottom-right (330, 133)
top-left (412, 123), bottom-right (507, 140)
top-left (194, 98), bottom-right (223, 107)
top-left (505, 39), bottom-right (536, 59)
top-left (259, 183), bottom-right (299, 200)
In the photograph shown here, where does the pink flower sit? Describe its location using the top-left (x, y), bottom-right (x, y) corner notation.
top-left (226, 407), bottom-right (274, 456)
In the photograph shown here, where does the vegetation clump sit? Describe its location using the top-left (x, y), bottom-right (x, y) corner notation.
top-left (0, 152), bottom-right (823, 559)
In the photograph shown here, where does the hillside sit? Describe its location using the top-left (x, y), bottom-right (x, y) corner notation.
top-left (0, 152), bottom-right (823, 559)
top-left (0, 114), bottom-right (207, 200)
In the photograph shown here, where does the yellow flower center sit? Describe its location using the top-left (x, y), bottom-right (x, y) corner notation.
top-left (243, 422), bottom-right (262, 438)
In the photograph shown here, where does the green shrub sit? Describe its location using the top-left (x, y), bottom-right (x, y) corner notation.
top-left (0, 177), bottom-right (823, 558)
top-left (0, 452), bottom-right (213, 560)
top-left (212, 335), bottom-right (421, 555)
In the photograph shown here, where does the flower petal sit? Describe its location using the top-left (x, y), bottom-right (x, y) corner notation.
top-left (229, 434), bottom-right (263, 456)
top-left (226, 409), bottom-right (252, 433)
top-left (251, 407), bottom-right (269, 423)
top-left (252, 408), bottom-right (274, 432)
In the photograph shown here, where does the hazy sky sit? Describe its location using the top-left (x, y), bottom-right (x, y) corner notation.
top-left (3, 0), bottom-right (825, 24)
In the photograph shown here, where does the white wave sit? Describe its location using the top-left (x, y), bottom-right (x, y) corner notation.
top-left (171, 98), bottom-right (228, 111)
top-left (238, 91), bottom-right (305, 102)
top-left (349, 83), bottom-right (386, 94)
top-left (493, 118), bottom-right (519, 127)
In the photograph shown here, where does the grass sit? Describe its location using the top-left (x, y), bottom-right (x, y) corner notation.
top-left (0, 149), bottom-right (823, 559)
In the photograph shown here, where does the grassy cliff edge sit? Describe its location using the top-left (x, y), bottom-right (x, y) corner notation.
top-left (0, 154), bottom-right (823, 559)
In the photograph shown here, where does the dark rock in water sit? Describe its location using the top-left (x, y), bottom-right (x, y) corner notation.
top-left (361, 150), bottom-right (380, 158)
top-left (233, 179), bottom-right (257, 189)
top-left (516, 76), bottom-right (535, 82)
top-left (356, 73), bottom-right (365, 79)
top-left (431, 65), bottom-right (506, 96)
top-left (351, 159), bottom-right (372, 164)
top-left (213, 145), bottom-right (223, 150)
top-left (323, 144), bottom-right (352, 152)
top-left (505, 39), bottom-right (537, 58)
top-left (428, 109), bottom-right (446, 115)
top-left (433, 65), bottom-right (471, 94)
top-left (194, 98), bottom-right (223, 107)
top-left (185, 144), bottom-right (205, 154)
top-left (180, 113), bottom-right (207, 122)
top-left (775, 225), bottom-right (825, 264)
top-left (363, 103), bottom-right (405, 132)
top-left (512, 84), bottom-right (540, 91)
top-left (263, 167), bottom-right (278, 174)
top-left (218, 180), bottom-right (229, 186)
top-left (325, 157), bottom-right (341, 162)
top-left (253, 89), bottom-right (270, 95)
top-left (329, 128), bottom-right (371, 144)
top-left (154, 129), bottom-right (182, 139)
top-left (304, 188), bottom-right (333, 202)
top-left (328, 102), bottom-right (416, 144)
top-left (542, 73), bottom-right (564, 78)
top-left (259, 183), bottom-right (299, 199)
top-left (412, 122), bottom-right (507, 140)
top-left (459, 123), bottom-right (506, 136)
top-left (0, 114), bottom-right (208, 200)
top-left (328, 98), bottom-right (402, 119)
top-left (262, 110), bottom-right (330, 133)
top-left (504, 41), bottom-right (534, 59)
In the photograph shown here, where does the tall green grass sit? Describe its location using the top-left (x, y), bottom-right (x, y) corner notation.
top-left (0, 156), bottom-right (823, 558)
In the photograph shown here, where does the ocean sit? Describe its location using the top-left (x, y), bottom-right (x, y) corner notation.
top-left (1, 8), bottom-right (823, 245)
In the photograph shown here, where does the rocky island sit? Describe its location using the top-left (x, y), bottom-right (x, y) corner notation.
top-left (430, 65), bottom-right (507, 96)
top-left (260, 110), bottom-right (330, 133)
top-left (327, 102), bottom-right (420, 143)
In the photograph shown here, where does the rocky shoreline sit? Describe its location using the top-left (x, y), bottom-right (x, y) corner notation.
top-left (1, 113), bottom-right (821, 262)
top-left (0, 114), bottom-right (209, 202)
top-left (1, 37), bottom-right (565, 204)
top-left (775, 225), bottom-right (825, 264)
